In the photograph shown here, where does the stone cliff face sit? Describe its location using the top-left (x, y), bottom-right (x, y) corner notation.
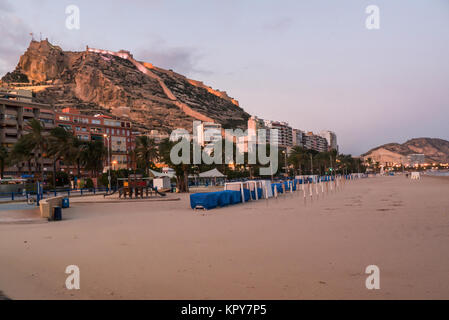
top-left (362, 138), bottom-right (449, 164)
top-left (1, 40), bottom-right (250, 133)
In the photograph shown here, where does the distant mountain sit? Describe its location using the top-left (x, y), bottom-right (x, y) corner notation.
top-left (1, 40), bottom-right (250, 133)
top-left (362, 138), bottom-right (449, 164)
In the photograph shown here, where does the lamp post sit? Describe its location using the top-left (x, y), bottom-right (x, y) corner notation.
top-left (103, 134), bottom-right (111, 193)
top-left (310, 154), bottom-right (313, 175)
top-left (282, 150), bottom-right (288, 177)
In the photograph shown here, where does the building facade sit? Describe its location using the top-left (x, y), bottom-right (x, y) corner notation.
top-left (303, 132), bottom-right (328, 153)
top-left (292, 129), bottom-right (305, 148)
top-left (406, 154), bottom-right (425, 166)
top-left (319, 130), bottom-right (338, 151)
top-left (263, 120), bottom-right (293, 149)
top-left (55, 108), bottom-right (134, 170)
top-left (0, 92), bottom-right (56, 175)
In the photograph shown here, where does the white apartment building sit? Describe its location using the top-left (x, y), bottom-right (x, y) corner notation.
top-left (319, 130), bottom-right (338, 151)
top-left (194, 122), bottom-right (222, 146)
top-left (263, 120), bottom-right (292, 149)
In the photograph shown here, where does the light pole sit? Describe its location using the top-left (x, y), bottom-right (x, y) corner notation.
top-left (103, 134), bottom-right (111, 193)
top-left (282, 150), bottom-right (288, 177)
top-left (310, 154), bottom-right (313, 175)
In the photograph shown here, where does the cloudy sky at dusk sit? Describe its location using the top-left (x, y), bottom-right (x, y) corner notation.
top-left (1, 0), bottom-right (448, 155)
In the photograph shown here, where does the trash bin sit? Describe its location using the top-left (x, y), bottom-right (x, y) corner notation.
top-left (62, 197), bottom-right (70, 208)
top-left (53, 206), bottom-right (62, 221)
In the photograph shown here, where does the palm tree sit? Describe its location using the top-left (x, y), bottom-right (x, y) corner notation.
top-left (0, 146), bottom-right (9, 179)
top-left (288, 146), bottom-right (308, 175)
top-left (159, 138), bottom-right (192, 192)
top-left (80, 140), bottom-right (106, 178)
top-left (21, 119), bottom-right (48, 180)
top-left (9, 135), bottom-right (35, 176)
top-left (47, 127), bottom-right (80, 187)
top-left (134, 136), bottom-right (159, 176)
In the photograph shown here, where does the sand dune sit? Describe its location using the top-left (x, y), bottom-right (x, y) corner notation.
top-left (0, 175), bottom-right (448, 299)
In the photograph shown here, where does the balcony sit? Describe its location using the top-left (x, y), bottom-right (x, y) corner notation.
top-left (0, 118), bottom-right (17, 126)
top-left (23, 108), bottom-right (34, 115)
top-left (39, 111), bottom-right (54, 119)
top-left (2, 136), bottom-right (18, 144)
top-left (1, 127), bottom-right (19, 135)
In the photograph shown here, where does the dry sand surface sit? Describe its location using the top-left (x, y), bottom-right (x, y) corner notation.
top-left (0, 175), bottom-right (448, 300)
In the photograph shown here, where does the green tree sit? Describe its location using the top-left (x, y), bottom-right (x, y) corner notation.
top-left (134, 136), bottom-right (159, 176)
top-left (80, 140), bottom-right (106, 177)
top-left (21, 119), bottom-right (48, 180)
top-left (288, 146), bottom-right (308, 175)
top-left (9, 133), bottom-right (35, 175)
top-left (0, 146), bottom-right (9, 179)
top-left (159, 138), bottom-right (193, 193)
top-left (47, 127), bottom-right (80, 187)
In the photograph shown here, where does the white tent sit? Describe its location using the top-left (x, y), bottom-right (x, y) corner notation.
top-left (198, 168), bottom-right (226, 178)
top-left (149, 169), bottom-right (175, 179)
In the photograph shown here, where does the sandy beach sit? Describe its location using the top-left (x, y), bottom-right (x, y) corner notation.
top-left (1, 175), bottom-right (448, 300)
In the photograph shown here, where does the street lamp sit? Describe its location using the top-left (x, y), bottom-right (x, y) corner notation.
top-left (310, 154), bottom-right (313, 175)
top-left (282, 150), bottom-right (288, 177)
top-left (103, 134), bottom-right (111, 193)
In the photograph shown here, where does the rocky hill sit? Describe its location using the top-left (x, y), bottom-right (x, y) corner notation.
top-left (362, 138), bottom-right (449, 164)
top-left (1, 40), bottom-right (250, 133)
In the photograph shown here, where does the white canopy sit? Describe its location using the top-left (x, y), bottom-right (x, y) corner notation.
top-left (198, 168), bottom-right (226, 178)
top-left (149, 169), bottom-right (175, 178)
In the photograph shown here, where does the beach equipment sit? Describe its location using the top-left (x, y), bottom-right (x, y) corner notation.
top-left (190, 188), bottom-right (247, 210)
top-left (411, 172), bottom-right (421, 180)
top-left (246, 180), bottom-right (265, 200)
top-left (224, 181), bottom-right (252, 203)
top-left (225, 190), bottom-right (242, 204)
top-left (190, 192), bottom-right (220, 210)
top-left (271, 183), bottom-right (284, 195)
top-left (260, 180), bottom-right (273, 198)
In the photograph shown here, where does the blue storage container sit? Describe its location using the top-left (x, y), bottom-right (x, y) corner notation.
top-left (62, 197), bottom-right (70, 208)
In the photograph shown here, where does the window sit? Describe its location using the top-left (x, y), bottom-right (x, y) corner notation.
top-left (58, 124), bottom-right (72, 130)
top-left (58, 115), bottom-right (70, 121)
top-left (39, 118), bottom-right (54, 124)
top-left (106, 128), bottom-right (110, 134)
top-left (91, 119), bottom-right (101, 125)
top-left (1, 114), bottom-right (17, 120)
top-left (81, 127), bottom-right (87, 132)
top-left (74, 117), bottom-right (89, 124)
top-left (75, 127), bottom-right (80, 131)
top-left (105, 120), bottom-right (120, 127)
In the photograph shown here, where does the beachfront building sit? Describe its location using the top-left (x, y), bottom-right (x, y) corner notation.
top-left (303, 132), bottom-right (328, 153)
top-left (146, 130), bottom-right (169, 144)
top-left (292, 129), bottom-right (305, 148)
top-left (247, 116), bottom-right (270, 144)
top-left (407, 154), bottom-right (425, 166)
top-left (0, 91), bottom-right (56, 175)
top-left (263, 120), bottom-right (293, 149)
top-left (55, 108), bottom-right (134, 170)
top-left (319, 130), bottom-right (338, 151)
top-left (194, 122), bottom-right (222, 147)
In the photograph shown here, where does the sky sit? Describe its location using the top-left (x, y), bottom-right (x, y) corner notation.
top-left (1, 0), bottom-right (448, 155)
